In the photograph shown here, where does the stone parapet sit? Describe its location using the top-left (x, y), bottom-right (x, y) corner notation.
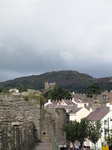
top-left (0, 94), bottom-right (41, 141)
top-left (0, 122), bottom-right (35, 150)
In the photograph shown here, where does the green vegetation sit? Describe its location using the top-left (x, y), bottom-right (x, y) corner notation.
top-left (86, 83), bottom-right (101, 98)
top-left (0, 87), bottom-right (10, 93)
top-left (23, 93), bottom-right (46, 107)
top-left (47, 85), bottom-right (72, 100)
top-left (63, 121), bottom-right (78, 149)
top-left (77, 118), bottom-right (89, 148)
top-left (18, 84), bottom-right (26, 93)
top-left (63, 118), bottom-right (89, 149)
top-left (63, 118), bottom-right (102, 149)
top-left (105, 129), bottom-right (112, 145)
top-left (0, 87), bottom-right (3, 92)
top-left (88, 120), bottom-right (102, 150)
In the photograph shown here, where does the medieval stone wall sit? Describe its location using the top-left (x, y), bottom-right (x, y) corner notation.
top-left (0, 94), bottom-right (68, 149)
top-left (0, 122), bottom-right (34, 150)
top-left (0, 94), bottom-right (41, 141)
top-left (42, 108), bottom-right (68, 147)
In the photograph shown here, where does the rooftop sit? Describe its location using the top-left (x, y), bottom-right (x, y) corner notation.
top-left (87, 106), bottom-right (110, 121)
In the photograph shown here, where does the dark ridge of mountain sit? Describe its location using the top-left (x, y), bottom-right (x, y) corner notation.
top-left (0, 70), bottom-right (112, 93)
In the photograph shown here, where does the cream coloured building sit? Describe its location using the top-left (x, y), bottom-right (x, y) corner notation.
top-left (69, 106), bottom-right (92, 122)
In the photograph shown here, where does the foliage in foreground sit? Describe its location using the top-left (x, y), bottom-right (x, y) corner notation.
top-left (105, 129), bottom-right (112, 145)
top-left (63, 118), bottom-right (102, 149)
top-left (63, 121), bottom-right (78, 145)
top-left (63, 118), bottom-right (89, 149)
top-left (88, 120), bottom-right (102, 150)
top-left (77, 118), bottom-right (89, 148)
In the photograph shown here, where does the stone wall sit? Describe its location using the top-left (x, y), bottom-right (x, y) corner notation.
top-left (44, 82), bottom-right (56, 90)
top-left (0, 94), bottom-right (41, 141)
top-left (0, 122), bottom-right (34, 150)
top-left (40, 109), bottom-right (52, 142)
top-left (42, 108), bottom-right (68, 148)
top-left (0, 94), bottom-right (68, 149)
top-left (43, 82), bottom-right (56, 96)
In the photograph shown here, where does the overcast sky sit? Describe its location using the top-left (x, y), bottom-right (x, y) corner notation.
top-left (0, 0), bottom-right (112, 82)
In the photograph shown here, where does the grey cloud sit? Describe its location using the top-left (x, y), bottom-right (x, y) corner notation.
top-left (0, 0), bottom-right (112, 81)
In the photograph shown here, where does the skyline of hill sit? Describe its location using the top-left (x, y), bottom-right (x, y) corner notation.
top-left (0, 70), bottom-right (112, 93)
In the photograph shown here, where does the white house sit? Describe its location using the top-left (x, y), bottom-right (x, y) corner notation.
top-left (87, 106), bottom-right (112, 150)
top-left (44, 99), bottom-right (52, 107)
top-left (9, 88), bottom-right (19, 93)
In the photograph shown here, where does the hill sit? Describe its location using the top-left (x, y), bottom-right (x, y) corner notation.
top-left (0, 70), bottom-right (112, 93)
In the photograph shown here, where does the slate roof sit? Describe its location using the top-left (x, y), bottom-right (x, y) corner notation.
top-left (46, 103), bottom-right (76, 111)
top-left (63, 105), bottom-right (77, 110)
top-left (70, 107), bottom-right (82, 114)
top-left (60, 99), bottom-right (76, 106)
top-left (87, 106), bottom-right (110, 121)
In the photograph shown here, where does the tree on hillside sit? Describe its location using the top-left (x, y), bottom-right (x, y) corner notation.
top-left (86, 83), bottom-right (101, 98)
top-left (62, 121), bottom-right (79, 150)
top-left (47, 85), bottom-right (72, 100)
top-left (2, 87), bottom-right (9, 93)
top-left (88, 120), bottom-right (102, 150)
top-left (0, 87), bottom-right (3, 93)
top-left (18, 84), bottom-right (26, 93)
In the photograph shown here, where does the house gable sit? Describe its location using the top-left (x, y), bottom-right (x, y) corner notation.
top-left (69, 107), bottom-right (91, 122)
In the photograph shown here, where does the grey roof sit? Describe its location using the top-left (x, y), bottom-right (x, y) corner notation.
top-left (64, 105), bottom-right (77, 110)
top-left (70, 107), bottom-right (82, 114)
top-left (87, 106), bottom-right (110, 121)
top-left (45, 99), bottom-right (77, 109)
